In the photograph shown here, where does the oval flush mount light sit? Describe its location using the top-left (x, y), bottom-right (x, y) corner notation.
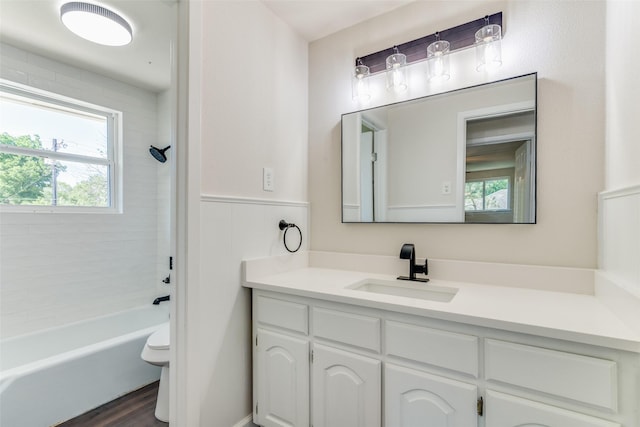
top-left (60, 2), bottom-right (132, 46)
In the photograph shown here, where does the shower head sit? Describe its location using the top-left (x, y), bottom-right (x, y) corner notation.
top-left (149, 145), bottom-right (171, 163)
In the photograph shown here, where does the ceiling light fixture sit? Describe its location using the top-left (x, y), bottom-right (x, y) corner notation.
top-left (60, 2), bottom-right (133, 46)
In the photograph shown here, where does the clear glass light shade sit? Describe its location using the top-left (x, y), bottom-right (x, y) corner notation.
top-left (427, 40), bottom-right (450, 81)
top-left (475, 24), bottom-right (502, 71)
top-left (386, 52), bottom-right (408, 93)
top-left (352, 64), bottom-right (371, 102)
top-left (61, 2), bottom-right (132, 46)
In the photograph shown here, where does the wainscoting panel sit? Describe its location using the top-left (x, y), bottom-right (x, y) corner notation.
top-left (198, 195), bottom-right (308, 427)
top-left (598, 185), bottom-right (640, 293)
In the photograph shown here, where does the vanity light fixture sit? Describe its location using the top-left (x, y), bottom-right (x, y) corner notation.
top-left (352, 58), bottom-right (371, 102)
top-left (60, 2), bottom-right (133, 46)
top-left (386, 46), bottom-right (408, 93)
top-left (475, 16), bottom-right (502, 71)
top-left (351, 12), bottom-right (503, 101)
top-left (426, 32), bottom-right (450, 81)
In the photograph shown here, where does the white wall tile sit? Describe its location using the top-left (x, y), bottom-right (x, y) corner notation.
top-left (0, 43), bottom-right (170, 338)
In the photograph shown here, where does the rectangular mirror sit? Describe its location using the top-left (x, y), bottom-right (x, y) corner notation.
top-left (341, 73), bottom-right (537, 224)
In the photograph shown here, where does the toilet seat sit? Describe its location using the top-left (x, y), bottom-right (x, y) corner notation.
top-left (142, 322), bottom-right (170, 365)
top-left (147, 323), bottom-right (170, 350)
top-left (141, 322), bottom-right (171, 422)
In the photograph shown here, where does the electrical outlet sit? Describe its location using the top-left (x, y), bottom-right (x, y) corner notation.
top-left (441, 181), bottom-right (451, 195)
top-left (263, 167), bottom-right (274, 192)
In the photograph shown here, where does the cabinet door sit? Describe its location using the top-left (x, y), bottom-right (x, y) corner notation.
top-left (385, 363), bottom-right (477, 427)
top-left (485, 390), bottom-right (621, 427)
top-left (312, 343), bottom-right (381, 427)
top-left (255, 329), bottom-right (309, 427)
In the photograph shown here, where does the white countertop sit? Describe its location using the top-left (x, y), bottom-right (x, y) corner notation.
top-left (243, 257), bottom-right (640, 353)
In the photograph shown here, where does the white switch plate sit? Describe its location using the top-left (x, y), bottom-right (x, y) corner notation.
top-left (263, 167), bottom-right (274, 192)
top-left (441, 181), bottom-right (451, 195)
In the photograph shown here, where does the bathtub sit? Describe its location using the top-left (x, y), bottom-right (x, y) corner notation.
top-left (0, 304), bottom-right (169, 427)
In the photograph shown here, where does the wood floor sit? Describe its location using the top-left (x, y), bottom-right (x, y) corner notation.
top-left (57, 381), bottom-right (168, 427)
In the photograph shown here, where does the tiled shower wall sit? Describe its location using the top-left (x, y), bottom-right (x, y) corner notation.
top-left (0, 43), bottom-right (170, 338)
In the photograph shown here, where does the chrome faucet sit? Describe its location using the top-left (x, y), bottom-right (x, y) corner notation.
top-left (398, 243), bottom-right (429, 282)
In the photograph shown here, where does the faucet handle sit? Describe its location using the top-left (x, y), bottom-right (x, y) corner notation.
top-left (415, 258), bottom-right (428, 275)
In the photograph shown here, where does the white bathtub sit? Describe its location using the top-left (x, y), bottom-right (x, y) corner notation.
top-left (0, 304), bottom-right (169, 427)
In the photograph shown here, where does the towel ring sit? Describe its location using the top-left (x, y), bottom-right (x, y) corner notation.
top-left (279, 219), bottom-right (302, 253)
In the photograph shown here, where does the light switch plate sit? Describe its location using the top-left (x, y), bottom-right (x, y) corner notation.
top-left (263, 167), bottom-right (274, 192)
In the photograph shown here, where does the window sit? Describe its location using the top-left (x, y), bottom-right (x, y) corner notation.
top-left (0, 81), bottom-right (121, 211)
top-left (465, 177), bottom-right (510, 211)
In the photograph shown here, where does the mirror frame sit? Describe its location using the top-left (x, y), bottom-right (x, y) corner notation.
top-left (341, 73), bottom-right (537, 224)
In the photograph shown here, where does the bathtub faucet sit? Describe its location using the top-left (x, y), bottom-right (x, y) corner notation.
top-left (153, 295), bottom-right (170, 305)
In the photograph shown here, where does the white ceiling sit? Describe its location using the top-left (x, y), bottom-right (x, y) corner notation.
top-left (262, 0), bottom-right (414, 42)
top-left (0, 0), bottom-right (412, 92)
top-left (0, 0), bottom-right (176, 92)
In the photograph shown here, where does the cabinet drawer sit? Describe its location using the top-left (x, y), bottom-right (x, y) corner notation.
top-left (485, 339), bottom-right (617, 410)
top-left (485, 390), bottom-right (620, 427)
top-left (312, 307), bottom-right (380, 352)
top-left (386, 320), bottom-right (478, 377)
top-left (255, 295), bottom-right (308, 335)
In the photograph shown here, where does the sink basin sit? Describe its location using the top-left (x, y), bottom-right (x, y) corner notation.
top-left (347, 279), bottom-right (458, 303)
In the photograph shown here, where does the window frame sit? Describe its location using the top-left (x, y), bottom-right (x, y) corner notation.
top-left (464, 176), bottom-right (511, 212)
top-left (0, 80), bottom-right (123, 213)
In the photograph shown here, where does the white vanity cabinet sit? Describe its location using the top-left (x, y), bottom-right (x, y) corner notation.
top-left (251, 289), bottom-right (636, 427)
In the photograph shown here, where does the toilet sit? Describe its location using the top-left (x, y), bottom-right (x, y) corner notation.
top-left (141, 322), bottom-right (170, 422)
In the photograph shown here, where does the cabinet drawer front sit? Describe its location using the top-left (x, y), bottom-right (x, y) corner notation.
top-left (485, 390), bottom-right (620, 427)
top-left (256, 295), bottom-right (308, 335)
top-left (312, 307), bottom-right (380, 352)
top-left (485, 339), bottom-right (617, 410)
top-left (386, 320), bottom-right (478, 377)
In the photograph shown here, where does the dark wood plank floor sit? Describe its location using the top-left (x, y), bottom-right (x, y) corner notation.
top-left (57, 381), bottom-right (168, 427)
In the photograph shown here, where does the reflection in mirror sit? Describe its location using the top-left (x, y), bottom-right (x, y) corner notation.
top-left (341, 73), bottom-right (536, 224)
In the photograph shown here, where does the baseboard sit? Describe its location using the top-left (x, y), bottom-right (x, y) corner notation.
top-left (231, 414), bottom-right (257, 427)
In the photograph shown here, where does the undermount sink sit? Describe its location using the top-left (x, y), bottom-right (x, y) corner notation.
top-left (347, 279), bottom-right (458, 303)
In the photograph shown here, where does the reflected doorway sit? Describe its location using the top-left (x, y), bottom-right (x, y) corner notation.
top-left (464, 110), bottom-right (535, 223)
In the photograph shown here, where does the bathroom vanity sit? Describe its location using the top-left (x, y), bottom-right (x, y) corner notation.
top-left (243, 252), bottom-right (640, 427)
